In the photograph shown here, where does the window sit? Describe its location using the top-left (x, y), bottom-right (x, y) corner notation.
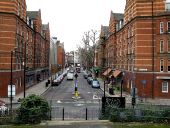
top-left (168, 40), bottom-right (170, 52)
top-left (162, 81), bottom-right (168, 93)
top-left (160, 22), bottom-right (164, 34)
top-left (160, 59), bottom-right (164, 72)
top-left (165, 1), bottom-right (170, 11)
top-left (20, 77), bottom-right (22, 87)
top-left (160, 40), bottom-right (164, 53)
top-left (168, 60), bottom-right (170, 72)
top-left (26, 31), bottom-right (29, 41)
top-left (167, 22), bottom-right (170, 33)
top-left (18, 3), bottom-right (20, 15)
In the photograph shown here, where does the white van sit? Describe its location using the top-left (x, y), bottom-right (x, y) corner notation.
top-left (67, 72), bottom-right (74, 80)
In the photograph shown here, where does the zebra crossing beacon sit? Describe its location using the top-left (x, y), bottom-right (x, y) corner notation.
top-left (73, 72), bottom-right (80, 99)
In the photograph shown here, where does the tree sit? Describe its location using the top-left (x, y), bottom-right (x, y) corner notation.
top-left (16, 94), bottom-right (50, 124)
top-left (77, 29), bottom-right (99, 69)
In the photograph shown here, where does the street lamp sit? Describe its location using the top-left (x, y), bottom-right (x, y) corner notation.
top-left (10, 51), bottom-right (13, 115)
top-left (14, 49), bottom-right (26, 98)
top-left (22, 61), bottom-right (26, 98)
top-left (120, 72), bottom-right (125, 97)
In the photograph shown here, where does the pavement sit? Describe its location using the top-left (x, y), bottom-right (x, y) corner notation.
top-left (97, 77), bottom-right (170, 106)
top-left (40, 120), bottom-right (113, 128)
top-left (0, 78), bottom-right (51, 104)
top-left (97, 77), bottom-right (132, 104)
top-left (1, 71), bottom-right (170, 106)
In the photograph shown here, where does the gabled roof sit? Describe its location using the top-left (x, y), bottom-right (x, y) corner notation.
top-left (42, 24), bottom-right (49, 30)
top-left (27, 11), bottom-right (39, 19)
top-left (111, 11), bottom-right (124, 21)
top-left (100, 25), bottom-right (109, 38)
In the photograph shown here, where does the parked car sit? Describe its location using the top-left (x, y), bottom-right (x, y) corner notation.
top-left (87, 73), bottom-right (92, 77)
top-left (67, 72), bottom-right (74, 80)
top-left (87, 77), bottom-right (93, 84)
top-left (91, 79), bottom-right (100, 88)
top-left (52, 75), bottom-right (63, 86)
top-left (83, 71), bottom-right (88, 79)
top-left (62, 70), bottom-right (67, 77)
top-left (0, 100), bottom-right (8, 115)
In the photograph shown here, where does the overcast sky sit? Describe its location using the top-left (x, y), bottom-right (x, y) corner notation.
top-left (26, 0), bottom-right (126, 52)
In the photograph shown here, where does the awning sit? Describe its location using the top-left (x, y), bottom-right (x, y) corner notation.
top-left (113, 70), bottom-right (121, 77)
top-left (102, 68), bottom-right (112, 76)
top-left (156, 76), bottom-right (170, 79)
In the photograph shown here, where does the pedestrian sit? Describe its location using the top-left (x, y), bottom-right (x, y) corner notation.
top-left (75, 72), bottom-right (78, 79)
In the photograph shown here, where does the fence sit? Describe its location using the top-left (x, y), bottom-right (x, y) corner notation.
top-left (102, 105), bottom-right (170, 123)
top-left (50, 106), bottom-right (101, 120)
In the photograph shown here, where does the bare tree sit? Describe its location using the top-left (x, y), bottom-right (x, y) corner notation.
top-left (77, 29), bottom-right (99, 70)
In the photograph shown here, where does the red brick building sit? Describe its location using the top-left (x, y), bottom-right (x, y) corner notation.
top-left (0, 0), bottom-right (50, 97)
top-left (56, 41), bottom-right (65, 71)
top-left (97, 0), bottom-right (170, 99)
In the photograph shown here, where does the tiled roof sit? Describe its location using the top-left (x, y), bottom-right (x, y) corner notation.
top-left (26, 11), bottom-right (39, 19)
top-left (101, 25), bottom-right (109, 37)
top-left (111, 12), bottom-right (124, 21)
top-left (42, 24), bottom-right (49, 30)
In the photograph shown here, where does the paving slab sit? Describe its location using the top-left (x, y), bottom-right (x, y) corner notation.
top-left (40, 120), bottom-right (113, 128)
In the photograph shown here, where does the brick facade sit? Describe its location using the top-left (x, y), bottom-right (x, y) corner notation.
top-left (0, 0), bottom-right (50, 97)
top-left (97, 0), bottom-right (170, 99)
top-left (56, 41), bottom-right (65, 71)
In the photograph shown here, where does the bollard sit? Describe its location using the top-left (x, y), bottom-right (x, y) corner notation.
top-left (86, 108), bottom-right (87, 120)
top-left (62, 107), bottom-right (64, 120)
top-left (75, 91), bottom-right (78, 97)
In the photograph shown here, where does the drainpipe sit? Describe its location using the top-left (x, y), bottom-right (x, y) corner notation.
top-left (151, 1), bottom-right (154, 99)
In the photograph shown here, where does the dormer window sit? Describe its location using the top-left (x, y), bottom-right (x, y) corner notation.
top-left (27, 17), bottom-right (29, 25)
top-left (31, 20), bottom-right (33, 28)
top-left (165, 0), bottom-right (170, 11)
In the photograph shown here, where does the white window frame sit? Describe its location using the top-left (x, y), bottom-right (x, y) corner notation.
top-left (160, 22), bottom-right (164, 34)
top-left (168, 40), bottom-right (170, 53)
top-left (167, 21), bottom-right (170, 33)
top-left (165, 1), bottom-right (170, 11)
top-left (160, 59), bottom-right (164, 72)
top-left (168, 59), bottom-right (170, 72)
top-left (162, 81), bottom-right (168, 93)
top-left (160, 40), bottom-right (164, 53)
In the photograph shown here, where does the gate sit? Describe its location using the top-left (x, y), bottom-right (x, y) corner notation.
top-left (49, 100), bottom-right (102, 120)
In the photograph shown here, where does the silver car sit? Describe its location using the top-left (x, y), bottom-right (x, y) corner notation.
top-left (91, 80), bottom-right (100, 88)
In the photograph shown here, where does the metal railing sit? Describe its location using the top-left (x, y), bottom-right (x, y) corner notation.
top-left (50, 106), bottom-right (101, 120)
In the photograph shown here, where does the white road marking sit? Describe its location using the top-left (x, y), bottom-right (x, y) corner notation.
top-left (93, 95), bottom-right (101, 100)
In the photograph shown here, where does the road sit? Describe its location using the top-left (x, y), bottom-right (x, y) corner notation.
top-left (42, 72), bottom-right (104, 120)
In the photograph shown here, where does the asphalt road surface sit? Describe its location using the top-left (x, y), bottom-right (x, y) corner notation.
top-left (42, 72), bottom-right (104, 120)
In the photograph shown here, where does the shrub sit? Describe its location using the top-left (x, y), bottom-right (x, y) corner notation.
top-left (16, 94), bottom-right (50, 124)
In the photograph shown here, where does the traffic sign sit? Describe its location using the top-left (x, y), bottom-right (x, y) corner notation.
top-left (8, 85), bottom-right (16, 97)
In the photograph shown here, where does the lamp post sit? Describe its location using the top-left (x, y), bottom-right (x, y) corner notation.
top-left (10, 51), bottom-right (13, 114)
top-left (104, 80), bottom-right (106, 97)
top-left (14, 49), bottom-right (26, 98)
top-left (23, 61), bottom-right (26, 98)
top-left (120, 72), bottom-right (125, 97)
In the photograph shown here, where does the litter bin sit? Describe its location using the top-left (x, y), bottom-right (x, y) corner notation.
top-left (109, 88), bottom-right (114, 95)
top-left (48, 80), bottom-right (50, 84)
top-left (45, 82), bottom-right (48, 87)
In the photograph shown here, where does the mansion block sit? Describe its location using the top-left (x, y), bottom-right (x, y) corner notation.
top-left (96, 0), bottom-right (170, 99)
top-left (0, 0), bottom-right (50, 97)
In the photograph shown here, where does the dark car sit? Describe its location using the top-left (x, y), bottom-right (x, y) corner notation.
top-left (87, 77), bottom-right (93, 84)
